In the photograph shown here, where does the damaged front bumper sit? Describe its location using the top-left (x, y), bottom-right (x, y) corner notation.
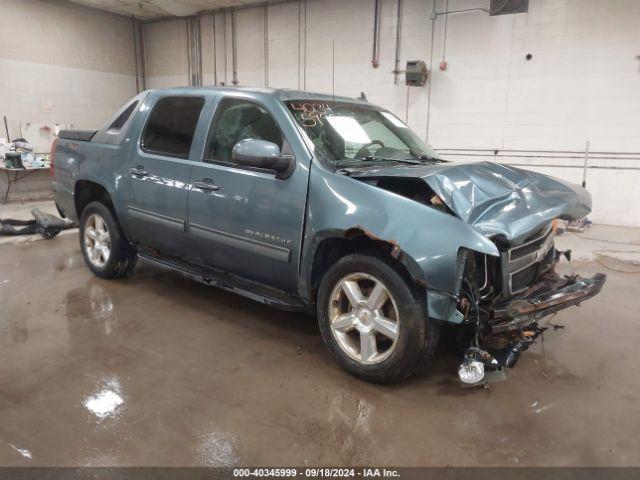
top-left (490, 272), bottom-right (607, 334)
top-left (458, 271), bottom-right (606, 387)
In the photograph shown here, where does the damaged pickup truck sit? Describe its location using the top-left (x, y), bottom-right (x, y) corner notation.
top-left (52, 87), bottom-right (605, 384)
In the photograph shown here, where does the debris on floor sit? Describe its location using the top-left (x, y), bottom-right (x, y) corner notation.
top-left (0, 208), bottom-right (74, 239)
top-left (564, 217), bottom-right (592, 233)
top-left (458, 346), bottom-right (506, 387)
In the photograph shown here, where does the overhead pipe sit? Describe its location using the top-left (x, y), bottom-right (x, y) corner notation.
top-left (143, 0), bottom-right (298, 24)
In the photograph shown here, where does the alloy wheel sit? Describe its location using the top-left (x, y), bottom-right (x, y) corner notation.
top-left (328, 272), bottom-right (400, 365)
top-left (83, 213), bottom-right (111, 268)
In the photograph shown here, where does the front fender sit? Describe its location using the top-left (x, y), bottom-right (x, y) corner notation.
top-left (301, 167), bottom-right (499, 322)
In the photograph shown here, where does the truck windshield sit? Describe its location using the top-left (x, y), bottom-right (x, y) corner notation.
top-left (285, 100), bottom-right (444, 168)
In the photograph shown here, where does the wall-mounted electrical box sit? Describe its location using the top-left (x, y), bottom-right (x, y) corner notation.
top-left (490, 0), bottom-right (529, 16)
top-left (405, 60), bottom-right (428, 86)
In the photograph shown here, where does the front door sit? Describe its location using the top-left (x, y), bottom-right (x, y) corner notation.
top-left (125, 95), bottom-right (205, 258)
top-left (186, 96), bottom-right (308, 293)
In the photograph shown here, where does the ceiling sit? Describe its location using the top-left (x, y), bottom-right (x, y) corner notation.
top-left (68, 0), bottom-right (273, 19)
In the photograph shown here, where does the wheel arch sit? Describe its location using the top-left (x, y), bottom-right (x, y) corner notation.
top-left (302, 227), bottom-right (427, 305)
top-left (74, 180), bottom-right (115, 219)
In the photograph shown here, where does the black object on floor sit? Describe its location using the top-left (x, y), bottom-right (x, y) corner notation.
top-left (0, 208), bottom-right (75, 239)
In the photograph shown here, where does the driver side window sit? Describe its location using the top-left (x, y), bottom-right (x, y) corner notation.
top-left (204, 98), bottom-right (284, 164)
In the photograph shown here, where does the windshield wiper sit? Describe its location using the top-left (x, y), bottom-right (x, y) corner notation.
top-left (414, 154), bottom-right (445, 163)
top-left (361, 155), bottom-right (421, 165)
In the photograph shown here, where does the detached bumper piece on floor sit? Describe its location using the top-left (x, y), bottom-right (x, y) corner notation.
top-left (0, 208), bottom-right (75, 239)
top-left (458, 272), bottom-right (607, 388)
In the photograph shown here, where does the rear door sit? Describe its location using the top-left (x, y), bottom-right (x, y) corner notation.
top-left (125, 95), bottom-right (205, 257)
top-left (186, 95), bottom-right (309, 293)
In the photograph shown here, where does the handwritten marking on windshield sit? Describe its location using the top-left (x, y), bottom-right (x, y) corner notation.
top-left (290, 102), bottom-right (334, 127)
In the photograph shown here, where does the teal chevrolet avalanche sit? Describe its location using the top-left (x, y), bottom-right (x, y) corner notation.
top-left (52, 87), bottom-right (605, 384)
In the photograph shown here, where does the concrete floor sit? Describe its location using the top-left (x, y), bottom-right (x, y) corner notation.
top-left (1, 207), bottom-right (640, 466)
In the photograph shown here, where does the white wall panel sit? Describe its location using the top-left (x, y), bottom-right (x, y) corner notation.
top-left (141, 0), bottom-right (640, 226)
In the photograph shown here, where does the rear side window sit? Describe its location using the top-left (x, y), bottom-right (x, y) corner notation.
top-left (141, 96), bottom-right (205, 159)
top-left (109, 101), bottom-right (138, 131)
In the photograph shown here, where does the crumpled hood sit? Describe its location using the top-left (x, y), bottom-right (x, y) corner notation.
top-left (353, 161), bottom-right (591, 243)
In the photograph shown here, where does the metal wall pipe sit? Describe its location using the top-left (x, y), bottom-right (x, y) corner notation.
top-left (231, 10), bottom-right (238, 85)
top-left (434, 7), bottom-right (489, 16)
top-left (186, 19), bottom-right (192, 85)
top-left (131, 17), bottom-right (141, 93)
top-left (223, 12), bottom-right (228, 84)
top-left (186, 16), bottom-right (203, 86)
top-left (435, 147), bottom-right (640, 171)
top-left (393, 0), bottom-right (403, 85)
top-left (264, 5), bottom-right (269, 87)
top-left (297, 1), bottom-right (301, 89)
top-left (425, 0), bottom-right (437, 142)
top-left (303, 0), bottom-right (307, 89)
top-left (212, 12), bottom-right (218, 85)
top-left (371, 0), bottom-right (381, 68)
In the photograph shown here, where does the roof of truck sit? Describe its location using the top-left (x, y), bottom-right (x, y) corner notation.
top-left (143, 86), bottom-right (370, 105)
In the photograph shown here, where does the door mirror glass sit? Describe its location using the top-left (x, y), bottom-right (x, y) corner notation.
top-left (232, 139), bottom-right (294, 179)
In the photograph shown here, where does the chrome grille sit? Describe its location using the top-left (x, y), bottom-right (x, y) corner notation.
top-left (501, 223), bottom-right (555, 295)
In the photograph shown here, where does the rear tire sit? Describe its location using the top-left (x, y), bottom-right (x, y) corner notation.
top-left (317, 253), bottom-right (439, 383)
top-left (79, 201), bottom-right (137, 279)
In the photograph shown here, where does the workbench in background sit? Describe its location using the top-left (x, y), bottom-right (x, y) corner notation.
top-left (0, 165), bottom-right (53, 204)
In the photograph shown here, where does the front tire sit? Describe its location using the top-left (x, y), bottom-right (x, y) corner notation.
top-left (79, 201), bottom-right (136, 279)
top-left (317, 254), bottom-right (439, 383)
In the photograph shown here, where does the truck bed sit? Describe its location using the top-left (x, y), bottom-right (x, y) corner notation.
top-left (57, 129), bottom-right (98, 141)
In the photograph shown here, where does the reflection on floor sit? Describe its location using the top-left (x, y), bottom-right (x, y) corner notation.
top-left (1, 203), bottom-right (639, 466)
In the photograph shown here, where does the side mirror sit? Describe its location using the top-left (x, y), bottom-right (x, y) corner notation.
top-left (231, 139), bottom-right (294, 179)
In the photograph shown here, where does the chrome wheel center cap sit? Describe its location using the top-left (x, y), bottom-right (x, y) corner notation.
top-left (356, 306), bottom-right (373, 327)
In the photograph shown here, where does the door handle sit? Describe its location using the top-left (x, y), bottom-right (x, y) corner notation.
top-left (129, 166), bottom-right (149, 177)
top-left (193, 178), bottom-right (220, 192)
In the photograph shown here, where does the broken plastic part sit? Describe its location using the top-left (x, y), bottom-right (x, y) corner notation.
top-left (0, 208), bottom-right (74, 239)
top-left (490, 323), bottom-right (547, 368)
